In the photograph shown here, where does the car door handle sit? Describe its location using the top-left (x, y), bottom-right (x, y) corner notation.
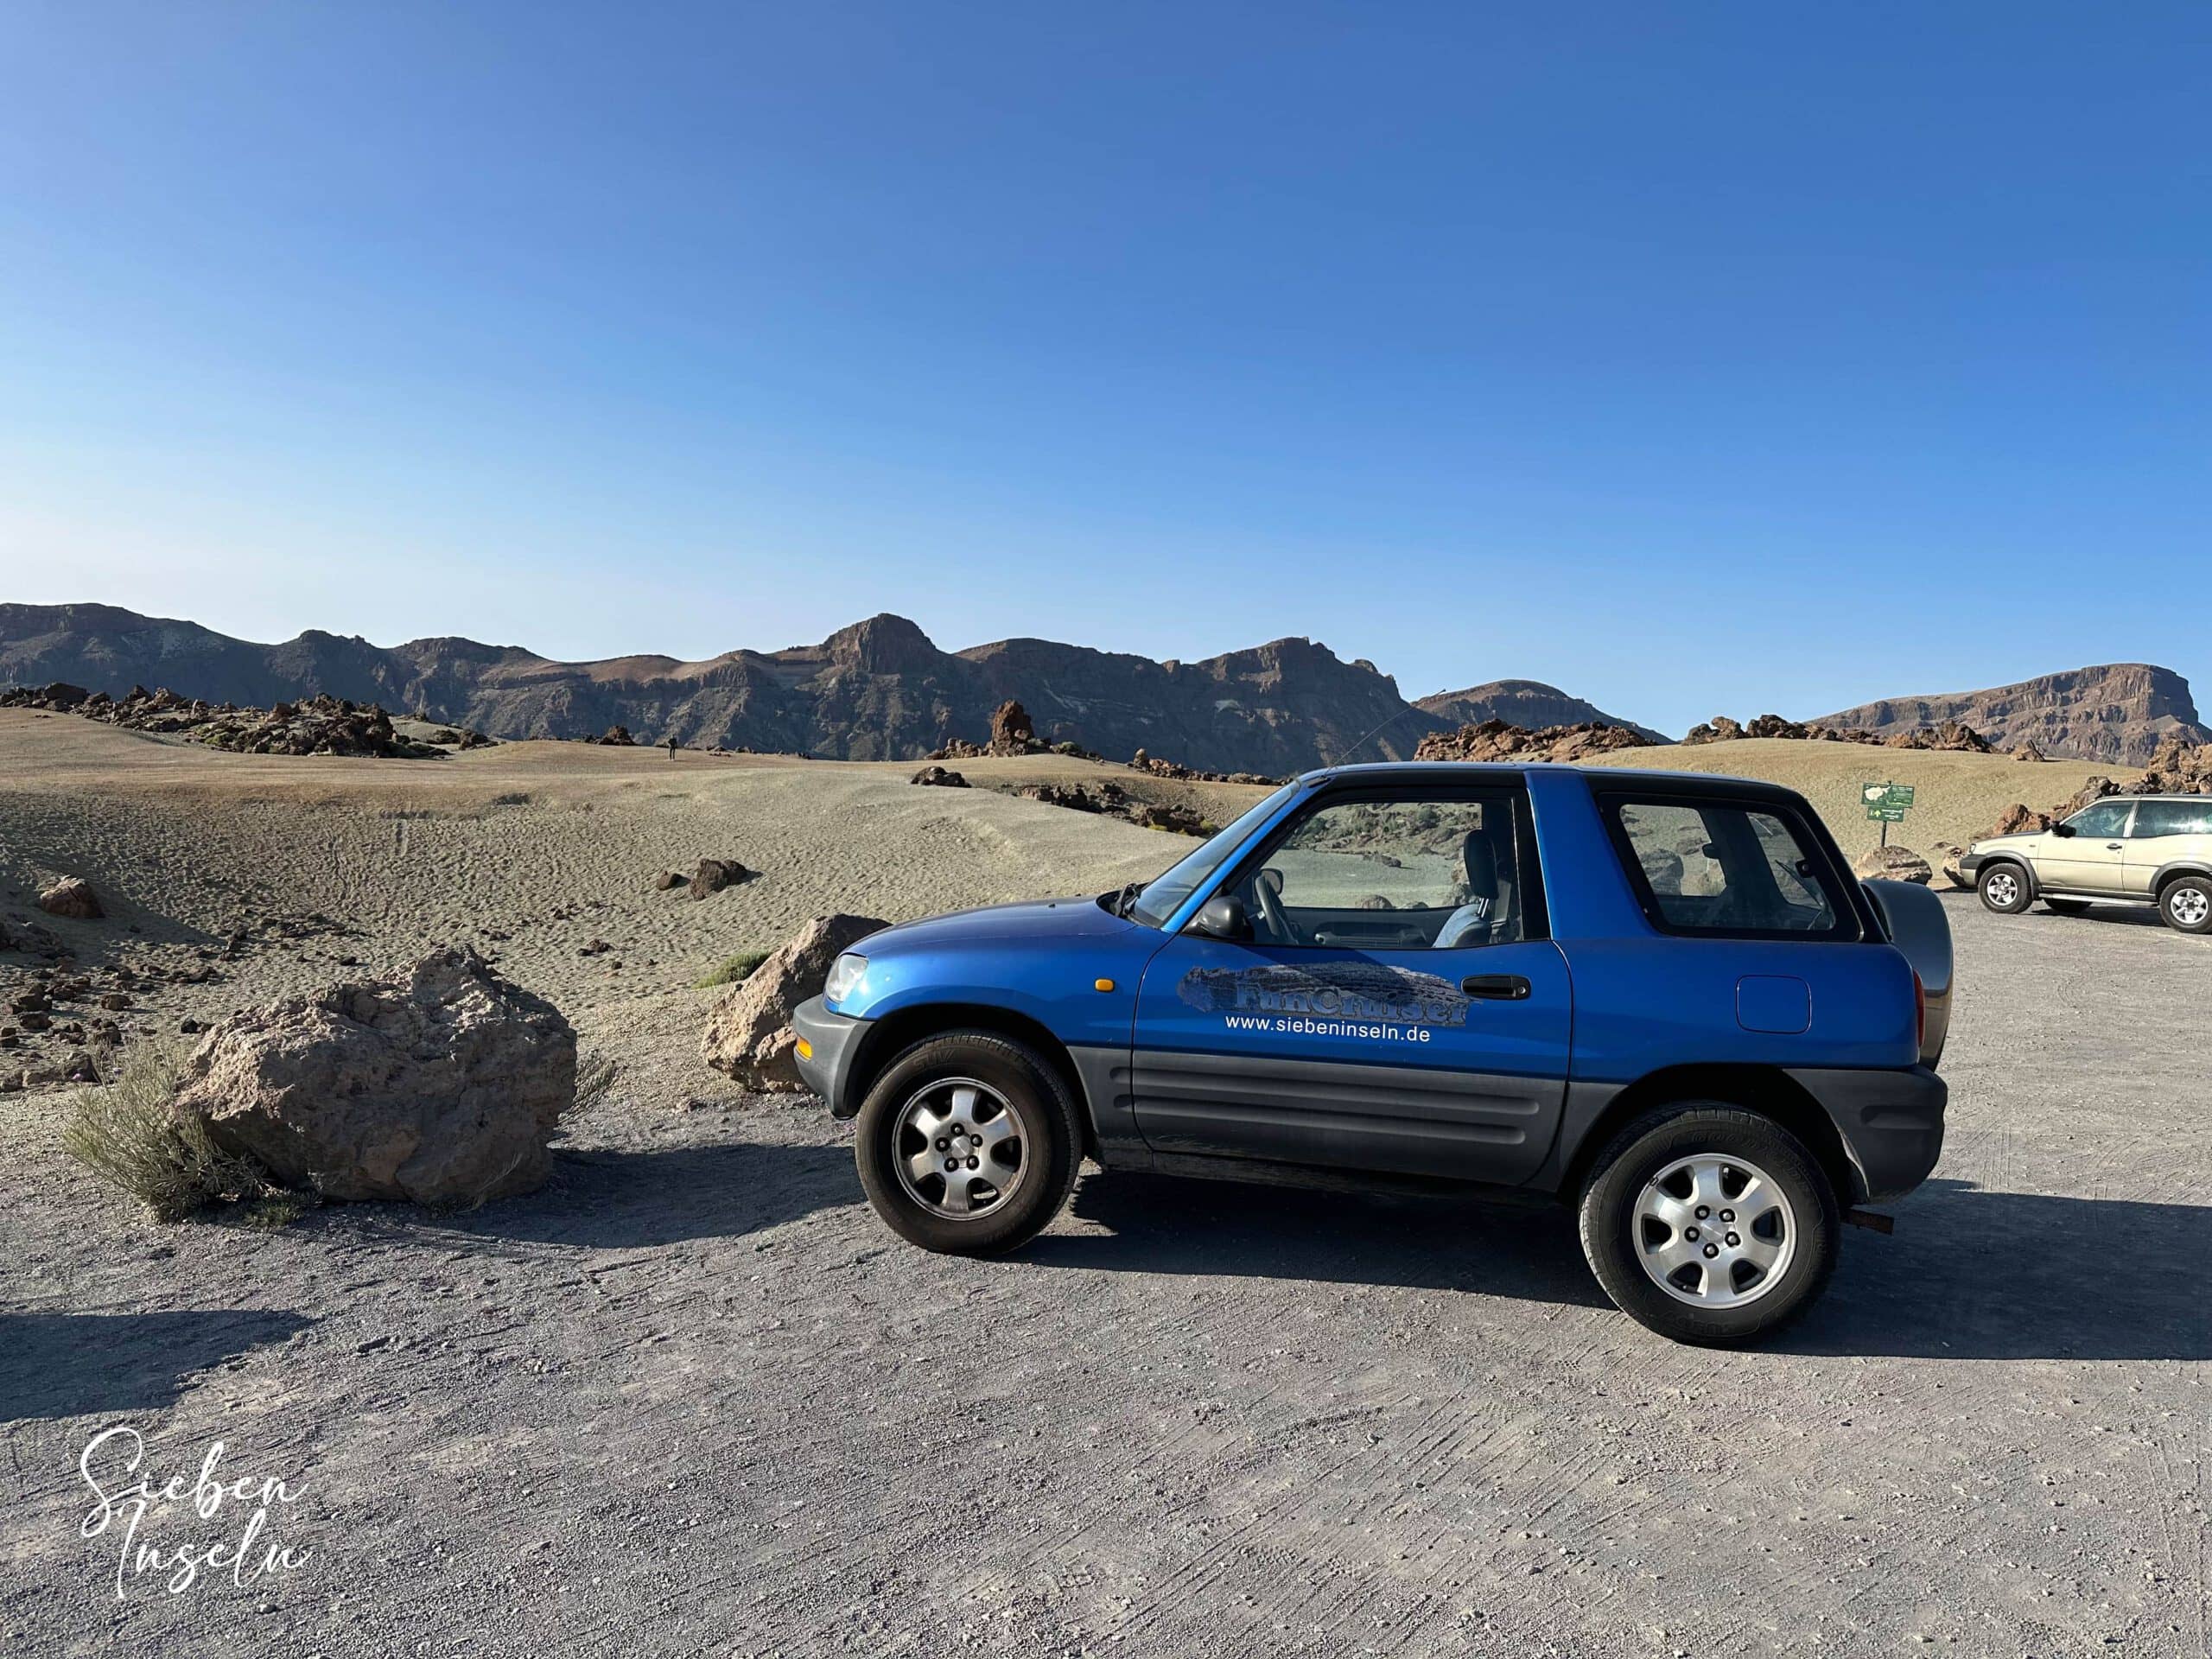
top-left (1461, 974), bottom-right (1531, 1000)
top-left (2107, 842), bottom-right (2123, 850)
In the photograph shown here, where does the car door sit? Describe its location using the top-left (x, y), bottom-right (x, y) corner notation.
top-left (1129, 782), bottom-right (1571, 1185)
top-left (2122, 798), bottom-right (2212, 895)
top-left (2037, 798), bottom-right (2135, 893)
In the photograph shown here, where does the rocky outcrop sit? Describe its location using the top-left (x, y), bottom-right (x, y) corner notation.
top-left (988, 700), bottom-right (1036, 749)
top-left (1413, 720), bottom-right (1648, 764)
top-left (37, 877), bottom-right (103, 919)
top-left (2133, 737), bottom-right (2212, 795)
top-left (700, 914), bottom-right (889, 1091)
top-left (1128, 749), bottom-right (1278, 785)
top-left (909, 766), bottom-right (969, 787)
top-left (1815, 664), bottom-right (2209, 766)
top-left (1415, 680), bottom-right (1668, 745)
top-left (169, 947), bottom-right (576, 1205)
top-left (0, 683), bottom-right (466, 757)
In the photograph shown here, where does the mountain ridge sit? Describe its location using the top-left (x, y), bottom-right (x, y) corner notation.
top-left (1815, 663), bottom-right (2206, 766)
top-left (0, 603), bottom-right (1458, 772)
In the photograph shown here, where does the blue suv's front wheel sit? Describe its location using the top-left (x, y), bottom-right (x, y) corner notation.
top-left (855, 1031), bottom-right (1084, 1255)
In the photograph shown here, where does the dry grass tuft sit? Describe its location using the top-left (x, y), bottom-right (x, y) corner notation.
top-left (59, 1045), bottom-right (276, 1223)
top-left (692, 950), bottom-right (768, 989)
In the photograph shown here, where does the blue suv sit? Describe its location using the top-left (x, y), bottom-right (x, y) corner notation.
top-left (795, 764), bottom-right (1953, 1344)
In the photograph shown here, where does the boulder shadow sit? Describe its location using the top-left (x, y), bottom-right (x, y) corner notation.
top-left (1783, 1179), bottom-right (2211, 1361)
top-left (1022, 1171), bottom-right (1610, 1309)
top-left (0, 1309), bottom-right (315, 1423)
top-left (425, 1139), bottom-right (863, 1249)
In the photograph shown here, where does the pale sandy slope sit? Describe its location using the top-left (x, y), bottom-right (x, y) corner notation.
top-left (1582, 738), bottom-right (2113, 859)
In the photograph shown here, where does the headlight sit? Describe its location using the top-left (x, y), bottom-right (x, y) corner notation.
top-left (823, 953), bottom-right (867, 1007)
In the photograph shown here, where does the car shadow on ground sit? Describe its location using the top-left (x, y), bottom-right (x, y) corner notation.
top-left (1024, 1172), bottom-right (1611, 1308)
top-left (1782, 1179), bottom-right (2211, 1361)
top-left (0, 1309), bottom-right (315, 1422)
top-left (420, 1140), bottom-right (864, 1249)
top-left (1027, 1173), bottom-right (2209, 1359)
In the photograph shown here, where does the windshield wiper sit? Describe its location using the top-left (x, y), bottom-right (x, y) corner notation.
top-left (1110, 880), bottom-right (1144, 919)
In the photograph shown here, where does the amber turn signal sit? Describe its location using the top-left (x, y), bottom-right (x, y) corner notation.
top-left (1094, 978), bottom-right (1116, 993)
top-left (794, 1036), bottom-right (814, 1060)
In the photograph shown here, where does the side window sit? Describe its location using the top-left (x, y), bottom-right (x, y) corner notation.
top-left (1230, 793), bottom-right (1528, 949)
top-left (1605, 797), bottom-right (1847, 938)
top-left (2066, 800), bottom-right (2134, 839)
top-left (2128, 800), bottom-right (2212, 838)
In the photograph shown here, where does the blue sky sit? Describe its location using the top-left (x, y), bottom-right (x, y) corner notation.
top-left (1, 3), bottom-right (2205, 735)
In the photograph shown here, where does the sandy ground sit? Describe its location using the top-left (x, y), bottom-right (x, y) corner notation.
top-left (1, 713), bottom-right (2204, 1656)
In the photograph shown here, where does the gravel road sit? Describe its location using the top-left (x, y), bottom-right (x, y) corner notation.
top-left (3, 894), bottom-right (2206, 1657)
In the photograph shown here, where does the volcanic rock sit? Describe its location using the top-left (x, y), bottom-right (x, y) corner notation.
top-left (700, 914), bottom-right (889, 1091)
top-left (1853, 844), bottom-right (1934, 886)
top-left (170, 946), bottom-right (576, 1205)
top-left (910, 766), bottom-right (970, 787)
top-left (690, 858), bottom-right (753, 899)
top-left (37, 878), bottom-right (103, 920)
top-left (1413, 720), bottom-right (1646, 764)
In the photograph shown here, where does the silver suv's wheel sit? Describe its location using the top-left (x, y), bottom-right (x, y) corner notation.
top-left (1978, 862), bottom-right (2031, 914)
top-left (2162, 874), bottom-right (2212, 935)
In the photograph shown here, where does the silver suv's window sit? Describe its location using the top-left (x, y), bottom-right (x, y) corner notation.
top-left (2130, 799), bottom-right (2212, 837)
top-left (2064, 800), bottom-right (2134, 838)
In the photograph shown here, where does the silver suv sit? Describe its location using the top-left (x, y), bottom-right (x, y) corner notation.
top-left (1962, 795), bottom-right (2212, 933)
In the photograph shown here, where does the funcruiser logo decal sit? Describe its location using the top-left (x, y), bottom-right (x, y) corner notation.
top-left (1177, 962), bottom-right (1470, 1029)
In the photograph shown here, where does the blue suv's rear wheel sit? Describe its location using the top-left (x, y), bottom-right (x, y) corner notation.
top-left (1578, 1105), bottom-right (1840, 1345)
top-left (855, 1030), bottom-right (1083, 1255)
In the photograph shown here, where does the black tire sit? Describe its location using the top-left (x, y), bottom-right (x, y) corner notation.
top-left (2043, 897), bottom-right (2090, 916)
top-left (1977, 861), bottom-right (2033, 914)
top-left (2158, 872), bottom-right (2212, 935)
top-left (1578, 1104), bottom-right (1840, 1346)
top-left (853, 1029), bottom-right (1083, 1255)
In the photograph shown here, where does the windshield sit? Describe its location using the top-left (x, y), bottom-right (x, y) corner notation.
top-left (1128, 782), bottom-right (1300, 928)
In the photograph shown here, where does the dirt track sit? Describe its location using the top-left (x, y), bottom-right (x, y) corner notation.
top-left (1, 725), bottom-right (2206, 1656)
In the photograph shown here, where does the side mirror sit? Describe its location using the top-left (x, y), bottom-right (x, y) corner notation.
top-left (2051, 822), bottom-right (2075, 838)
top-left (1192, 894), bottom-right (1252, 941)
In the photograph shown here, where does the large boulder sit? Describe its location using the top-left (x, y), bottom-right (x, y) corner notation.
top-left (1853, 844), bottom-right (1934, 886)
top-left (170, 947), bottom-right (576, 1205)
top-left (700, 914), bottom-right (888, 1091)
top-left (37, 877), bottom-right (103, 919)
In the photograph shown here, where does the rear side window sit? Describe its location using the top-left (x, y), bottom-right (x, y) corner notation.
top-left (2130, 799), bottom-right (2212, 838)
top-left (1603, 796), bottom-right (1853, 938)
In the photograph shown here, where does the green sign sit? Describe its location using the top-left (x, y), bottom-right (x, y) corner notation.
top-left (1861, 781), bottom-right (1915, 811)
top-left (1866, 805), bottom-right (1907, 823)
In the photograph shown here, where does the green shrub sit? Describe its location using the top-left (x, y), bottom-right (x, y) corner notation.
top-left (693, 950), bottom-right (768, 989)
top-left (59, 1046), bottom-right (277, 1223)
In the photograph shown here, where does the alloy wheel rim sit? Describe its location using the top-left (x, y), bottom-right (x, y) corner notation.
top-left (1632, 1154), bottom-right (1796, 1309)
top-left (893, 1077), bottom-right (1029, 1220)
top-left (1988, 871), bottom-right (2019, 906)
top-left (2173, 887), bottom-right (2210, 926)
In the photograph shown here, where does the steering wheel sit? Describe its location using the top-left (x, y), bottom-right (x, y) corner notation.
top-left (1254, 868), bottom-right (1303, 945)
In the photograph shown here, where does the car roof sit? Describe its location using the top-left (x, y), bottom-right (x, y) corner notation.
top-left (1296, 760), bottom-right (1798, 794)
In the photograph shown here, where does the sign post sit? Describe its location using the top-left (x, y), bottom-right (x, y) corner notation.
top-left (1861, 781), bottom-right (1915, 848)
